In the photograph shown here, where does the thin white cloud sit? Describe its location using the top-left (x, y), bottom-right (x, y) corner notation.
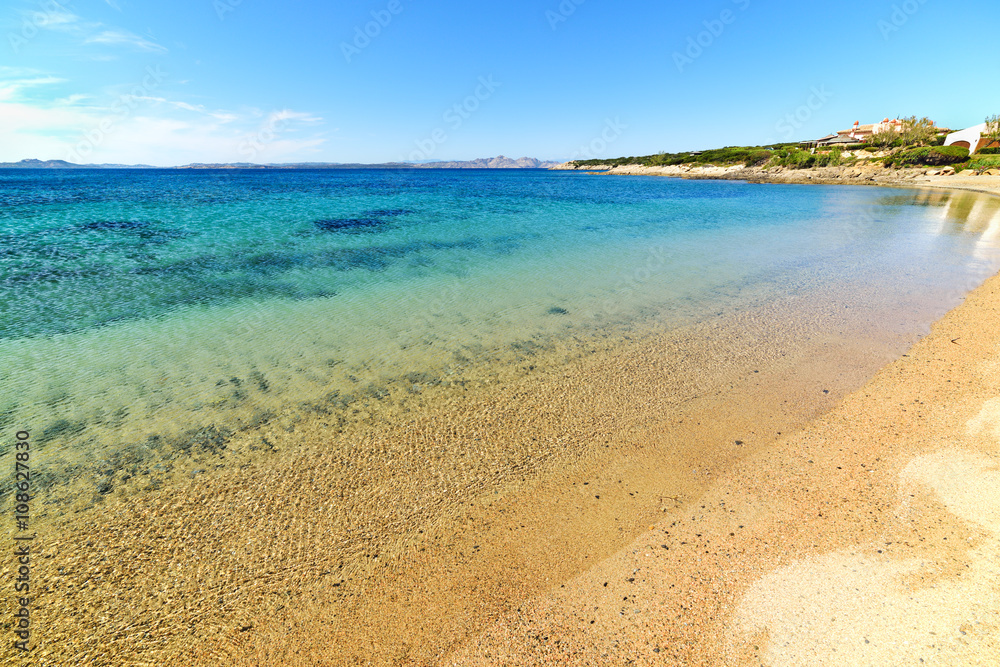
top-left (54, 93), bottom-right (94, 106)
top-left (33, 9), bottom-right (81, 30)
top-left (21, 5), bottom-right (167, 54)
top-left (0, 75), bottom-right (66, 102)
top-left (267, 109), bottom-right (324, 124)
top-left (0, 66), bottom-right (45, 77)
top-left (85, 30), bottom-right (167, 53)
top-left (0, 65), bottom-right (325, 164)
top-left (129, 96), bottom-right (241, 122)
top-left (0, 91), bottom-right (328, 165)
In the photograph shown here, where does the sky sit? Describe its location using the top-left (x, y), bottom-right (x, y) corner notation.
top-left (1, 0), bottom-right (998, 166)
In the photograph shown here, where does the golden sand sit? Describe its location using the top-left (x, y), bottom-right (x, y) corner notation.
top-left (447, 180), bottom-right (1000, 666)
top-left (4, 182), bottom-right (999, 666)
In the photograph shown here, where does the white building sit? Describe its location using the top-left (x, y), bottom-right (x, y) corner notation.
top-left (945, 123), bottom-right (999, 154)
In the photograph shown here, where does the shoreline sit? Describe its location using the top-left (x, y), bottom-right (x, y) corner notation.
top-left (7, 178), bottom-right (1000, 664)
top-left (552, 161), bottom-right (1000, 198)
top-left (448, 170), bottom-right (1000, 664)
top-left (10, 253), bottom-right (954, 665)
top-left (455, 256), bottom-right (1000, 667)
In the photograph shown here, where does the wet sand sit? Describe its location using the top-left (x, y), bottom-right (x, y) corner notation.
top-left (451, 253), bottom-right (1000, 667)
top-left (5, 181), bottom-right (1000, 666)
top-left (4, 275), bottom-right (930, 665)
top-left (445, 178), bottom-right (1000, 665)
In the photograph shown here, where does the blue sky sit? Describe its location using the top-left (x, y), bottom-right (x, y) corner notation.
top-left (1, 0), bottom-right (997, 165)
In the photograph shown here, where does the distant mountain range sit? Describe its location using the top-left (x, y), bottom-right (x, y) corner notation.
top-left (0, 156), bottom-right (560, 170)
top-left (409, 156), bottom-right (560, 169)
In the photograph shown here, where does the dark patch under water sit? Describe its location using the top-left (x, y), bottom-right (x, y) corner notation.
top-left (313, 208), bottom-right (414, 233)
top-left (1, 230), bottom-right (532, 338)
top-left (76, 220), bottom-right (190, 243)
top-left (314, 217), bottom-right (387, 232)
top-left (78, 220), bottom-right (154, 232)
top-left (0, 368), bottom-right (438, 508)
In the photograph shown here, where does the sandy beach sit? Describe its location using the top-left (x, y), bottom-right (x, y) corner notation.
top-left (5, 175), bottom-right (999, 666)
top-left (438, 171), bottom-right (1000, 665)
top-left (7, 0), bottom-right (999, 661)
top-left (451, 251), bottom-right (1000, 666)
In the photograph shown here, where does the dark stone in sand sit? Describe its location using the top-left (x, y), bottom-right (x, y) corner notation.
top-left (402, 371), bottom-right (440, 387)
top-left (250, 371), bottom-right (270, 392)
top-left (38, 418), bottom-right (86, 444)
top-left (174, 425), bottom-right (232, 454)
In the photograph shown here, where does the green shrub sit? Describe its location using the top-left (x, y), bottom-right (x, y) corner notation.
top-left (979, 147), bottom-right (1000, 155)
top-left (744, 149), bottom-right (773, 167)
top-left (885, 145), bottom-right (969, 167)
top-left (693, 147), bottom-right (768, 166)
top-left (771, 149), bottom-right (817, 169)
top-left (923, 145), bottom-right (970, 165)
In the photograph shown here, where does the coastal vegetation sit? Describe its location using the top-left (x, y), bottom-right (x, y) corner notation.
top-left (570, 115), bottom-right (1000, 172)
top-left (882, 145), bottom-right (970, 167)
top-left (986, 114), bottom-right (1000, 141)
top-left (572, 145), bottom-right (859, 170)
top-left (571, 144), bottom-right (800, 170)
top-left (958, 154), bottom-right (1000, 174)
top-left (866, 116), bottom-right (943, 148)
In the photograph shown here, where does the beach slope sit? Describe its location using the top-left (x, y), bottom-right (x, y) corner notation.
top-left (448, 220), bottom-right (1000, 665)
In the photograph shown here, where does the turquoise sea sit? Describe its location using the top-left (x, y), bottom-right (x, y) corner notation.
top-left (2, 169), bottom-right (1000, 503)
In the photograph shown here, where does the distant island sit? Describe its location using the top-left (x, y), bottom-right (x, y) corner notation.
top-left (0, 156), bottom-right (560, 170)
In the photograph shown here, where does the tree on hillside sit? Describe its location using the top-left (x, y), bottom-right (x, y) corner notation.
top-left (868, 116), bottom-right (939, 148)
top-left (866, 126), bottom-right (899, 149)
top-left (898, 116), bottom-right (938, 146)
top-left (986, 115), bottom-right (1000, 139)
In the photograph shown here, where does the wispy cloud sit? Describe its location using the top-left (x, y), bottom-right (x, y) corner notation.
top-left (0, 69), bottom-right (327, 165)
top-left (84, 29), bottom-right (167, 53)
top-left (36, 9), bottom-right (80, 29)
top-left (0, 75), bottom-right (66, 102)
top-left (16, 4), bottom-right (167, 54)
top-left (266, 109), bottom-right (324, 125)
top-left (130, 95), bottom-right (241, 122)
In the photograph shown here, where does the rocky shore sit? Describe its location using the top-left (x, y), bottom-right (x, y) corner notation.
top-left (552, 161), bottom-right (1000, 197)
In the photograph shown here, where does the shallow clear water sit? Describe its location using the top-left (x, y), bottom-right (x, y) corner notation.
top-left (2, 169), bottom-right (999, 499)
